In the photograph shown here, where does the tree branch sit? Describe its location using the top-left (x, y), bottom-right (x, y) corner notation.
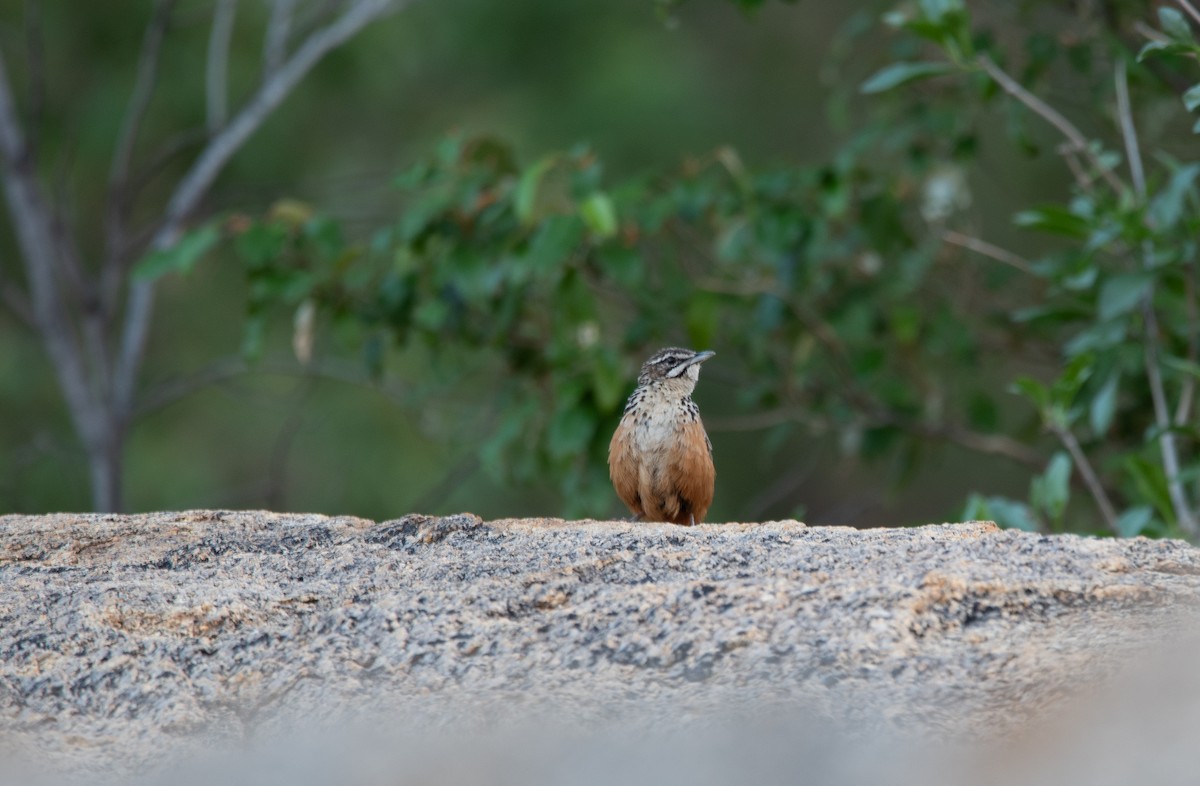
top-left (106, 0), bottom-right (176, 309)
top-left (108, 0), bottom-right (175, 217)
top-left (114, 0), bottom-right (405, 419)
top-left (1114, 60), bottom-right (1198, 536)
top-left (1177, 266), bottom-right (1197, 425)
top-left (0, 48), bottom-right (98, 444)
top-left (977, 54), bottom-right (1126, 195)
top-left (941, 229), bottom-right (1033, 274)
top-left (1049, 423), bottom-right (1121, 535)
top-left (206, 0), bottom-right (238, 133)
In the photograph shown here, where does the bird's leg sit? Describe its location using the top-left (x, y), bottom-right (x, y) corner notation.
top-left (689, 514), bottom-right (696, 526)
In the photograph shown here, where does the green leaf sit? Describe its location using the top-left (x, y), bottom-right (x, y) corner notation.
top-left (1097, 273), bottom-right (1154, 321)
top-left (236, 222), bottom-right (288, 269)
top-left (1030, 451), bottom-right (1072, 524)
top-left (1185, 84), bottom-right (1200, 113)
top-left (1159, 7), bottom-right (1195, 42)
top-left (515, 155), bottom-right (558, 225)
top-left (1147, 163), bottom-right (1200, 228)
top-left (1115, 506), bottom-right (1154, 538)
top-left (526, 215), bottom-right (584, 272)
top-left (134, 223), bottom-right (220, 281)
top-left (1051, 353), bottom-right (1094, 407)
top-left (918, 0), bottom-right (964, 20)
top-left (1064, 320), bottom-right (1127, 356)
top-left (1163, 354), bottom-right (1200, 379)
top-left (1013, 206), bottom-right (1090, 238)
top-left (860, 61), bottom-right (956, 94)
top-left (1011, 376), bottom-right (1051, 412)
top-left (579, 192), bottom-right (618, 239)
top-left (1124, 455), bottom-right (1175, 526)
top-left (1089, 372), bottom-right (1119, 436)
top-left (1138, 40), bottom-right (1200, 62)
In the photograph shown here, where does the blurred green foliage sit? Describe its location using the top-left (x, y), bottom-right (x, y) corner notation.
top-left (214, 0), bottom-right (1200, 535)
top-left (7, 0), bottom-right (1200, 535)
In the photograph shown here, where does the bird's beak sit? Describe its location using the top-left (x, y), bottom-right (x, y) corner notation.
top-left (689, 350), bottom-right (715, 366)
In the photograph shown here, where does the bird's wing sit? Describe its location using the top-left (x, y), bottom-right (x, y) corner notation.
top-left (608, 417), bottom-right (642, 517)
top-left (666, 418), bottom-right (715, 524)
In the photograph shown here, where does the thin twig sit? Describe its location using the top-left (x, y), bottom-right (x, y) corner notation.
top-left (941, 229), bottom-right (1033, 274)
top-left (977, 54), bottom-right (1126, 195)
top-left (1177, 265), bottom-right (1197, 424)
top-left (1049, 424), bottom-right (1121, 534)
top-left (1114, 60), bottom-right (1198, 535)
top-left (106, 0), bottom-right (176, 304)
top-left (206, 0), bottom-right (237, 133)
top-left (1114, 62), bottom-right (1146, 196)
top-left (108, 0), bottom-right (175, 209)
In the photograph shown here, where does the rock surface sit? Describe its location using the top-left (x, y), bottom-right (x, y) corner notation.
top-left (1, 511), bottom-right (1199, 783)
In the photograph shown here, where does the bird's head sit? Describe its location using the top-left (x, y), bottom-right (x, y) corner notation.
top-left (636, 347), bottom-right (715, 392)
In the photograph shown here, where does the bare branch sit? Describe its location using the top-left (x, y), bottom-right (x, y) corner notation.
top-left (115, 0), bottom-right (405, 418)
top-left (206, 0), bottom-right (238, 133)
top-left (977, 54), bottom-right (1126, 195)
top-left (1114, 61), bottom-right (1146, 197)
top-left (1049, 423), bottom-right (1121, 535)
top-left (1114, 60), bottom-right (1198, 535)
top-left (941, 229), bottom-right (1033, 274)
top-left (886, 418), bottom-right (1046, 468)
top-left (106, 0), bottom-right (177, 315)
top-left (264, 0), bottom-right (296, 74)
top-left (1177, 266), bottom-right (1197, 425)
top-left (0, 48), bottom-right (98, 443)
top-left (109, 0), bottom-right (175, 207)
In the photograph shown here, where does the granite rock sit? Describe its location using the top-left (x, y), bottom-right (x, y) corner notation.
top-left (1, 511), bottom-right (1198, 782)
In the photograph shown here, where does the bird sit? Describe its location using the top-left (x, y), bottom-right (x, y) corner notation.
top-left (608, 347), bottom-right (716, 526)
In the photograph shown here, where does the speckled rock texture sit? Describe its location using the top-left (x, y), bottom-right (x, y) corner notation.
top-left (1, 511), bottom-right (1198, 783)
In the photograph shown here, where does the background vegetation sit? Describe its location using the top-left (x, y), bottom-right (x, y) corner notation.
top-left (3, 0), bottom-right (1200, 537)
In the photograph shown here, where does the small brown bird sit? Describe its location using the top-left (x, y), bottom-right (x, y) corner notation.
top-left (608, 347), bottom-right (716, 525)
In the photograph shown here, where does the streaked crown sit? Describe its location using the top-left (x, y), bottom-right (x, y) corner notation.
top-left (636, 347), bottom-right (715, 386)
